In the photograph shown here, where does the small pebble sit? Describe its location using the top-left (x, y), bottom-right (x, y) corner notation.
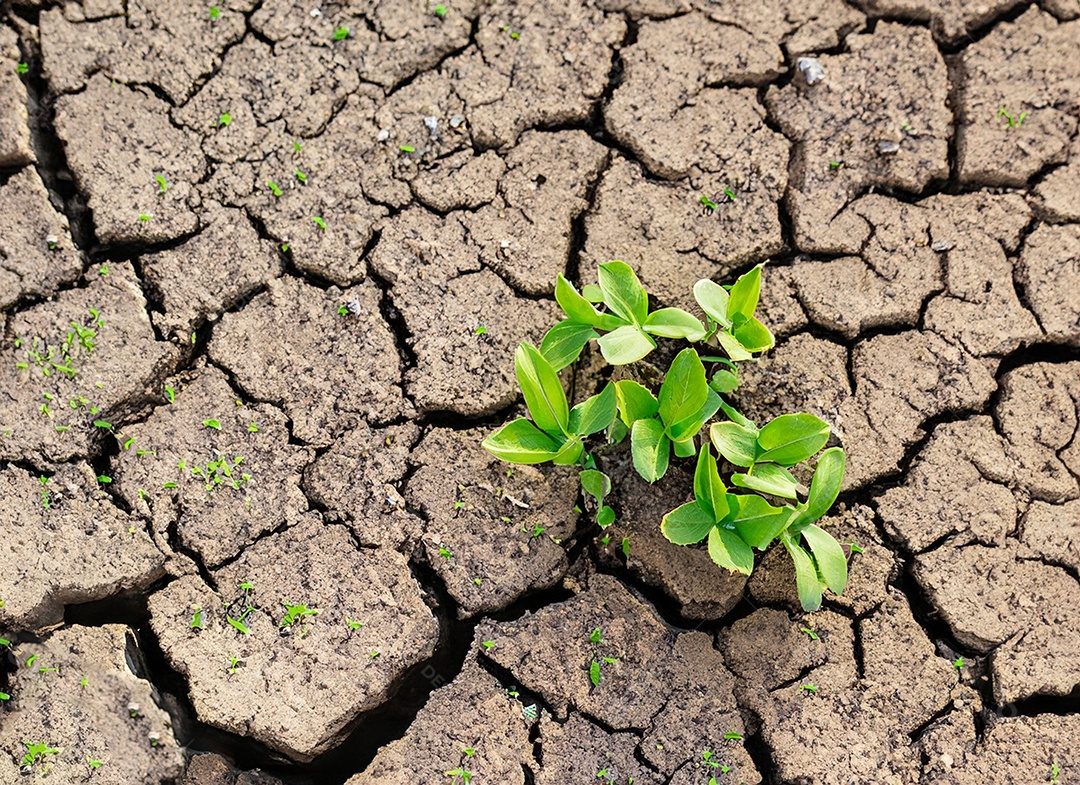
top-left (376, 129), bottom-right (390, 142)
top-left (878, 140), bottom-right (900, 155)
top-left (449, 113), bottom-right (465, 128)
top-left (500, 239), bottom-right (511, 249)
top-left (309, 7), bottom-right (321, 17)
top-left (931, 239), bottom-right (953, 252)
top-left (797, 57), bottom-right (825, 85)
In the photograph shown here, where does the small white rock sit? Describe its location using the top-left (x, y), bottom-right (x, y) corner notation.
top-left (309, 7), bottom-right (321, 17)
top-left (797, 57), bottom-right (825, 85)
top-left (376, 129), bottom-right (390, 142)
top-left (449, 113), bottom-right (465, 128)
top-left (500, 239), bottom-right (511, 249)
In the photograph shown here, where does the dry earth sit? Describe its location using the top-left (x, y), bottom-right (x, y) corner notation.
top-left (1, 0), bottom-right (1079, 783)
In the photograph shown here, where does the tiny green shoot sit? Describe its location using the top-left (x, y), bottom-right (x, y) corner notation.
top-left (155, 175), bottom-right (168, 193)
top-left (202, 418), bottom-right (222, 430)
top-left (333, 25), bottom-right (349, 40)
top-left (400, 145), bottom-right (416, 153)
top-left (801, 627), bottom-right (819, 641)
top-left (17, 62), bottom-right (28, 75)
top-left (312, 216), bottom-right (327, 230)
top-left (267, 181), bottom-right (283, 197)
top-left (434, 3), bottom-right (447, 16)
top-left (209, 5), bottom-right (220, 19)
top-left (218, 112), bottom-right (232, 127)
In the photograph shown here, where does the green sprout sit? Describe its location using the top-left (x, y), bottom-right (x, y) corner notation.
top-left (21, 743), bottom-right (59, 769)
top-left (400, 145), bottom-right (416, 153)
top-left (333, 25), bottom-right (349, 40)
top-left (164, 385), bottom-right (176, 403)
top-left (998, 107), bottom-right (1028, 128)
top-left (801, 684), bottom-right (818, 693)
top-left (138, 213), bottom-right (152, 222)
top-left (209, 5), bottom-right (220, 19)
top-left (482, 262), bottom-right (849, 612)
top-left (280, 602), bottom-right (318, 628)
top-left (801, 627), bottom-right (819, 641)
top-left (227, 656), bottom-right (241, 674)
top-left (155, 175), bottom-right (168, 193)
top-left (267, 181), bottom-right (283, 197)
top-left (312, 216), bottom-right (327, 230)
top-left (346, 618), bottom-right (363, 630)
top-left (202, 418), bottom-right (221, 430)
top-left (17, 62), bottom-right (28, 74)
top-left (218, 112), bottom-right (232, 127)
top-left (434, 3), bottom-right (448, 16)
top-left (953, 656), bottom-right (965, 669)
top-left (482, 640), bottom-right (495, 650)
top-left (475, 325), bottom-right (488, 335)
top-left (295, 169), bottom-right (308, 184)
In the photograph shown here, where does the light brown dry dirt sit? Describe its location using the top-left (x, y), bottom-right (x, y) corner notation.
top-left (2, 0), bottom-right (1079, 783)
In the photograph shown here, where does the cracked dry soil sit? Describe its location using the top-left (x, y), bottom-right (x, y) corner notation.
top-left (1, 0), bottom-right (1079, 783)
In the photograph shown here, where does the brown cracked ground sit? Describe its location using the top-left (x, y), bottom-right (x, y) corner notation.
top-left (0, 0), bottom-right (1078, 782)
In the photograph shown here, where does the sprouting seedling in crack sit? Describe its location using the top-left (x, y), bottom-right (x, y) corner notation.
top-left (280, 602), bottom-right (318, 629)
top-left (21, 743), bottom-right (59, 770)
top-left (482, 261), bottom-right (850, 612)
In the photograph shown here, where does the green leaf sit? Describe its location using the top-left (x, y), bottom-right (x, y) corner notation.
top-left (596, 325), bottom-right (655, 365)
top-left (727, 495), bottom-right (792, 549)
top-left (728, 264), bottom-right (762, 322)
top-left (797, 447), bottom-right (846, 527)
top-left (515, 342), bottom-right (569, 438)
top-left (569, 383), bottom-right (617, 437)
top-left (630, 418), bottom-right (670, 483)
top-left (693, 444), bottom-right (728, 522)
top-left (642, 308), bottom-right (707, 341)
top-left (658, 348), bottom-right (709, 430)
top-left (756, 413), bottom-right (830, 466)
top-left (581, 284), bottom-right (604, 302)
top-left (551, 436), bottom-right (585, 466)
top-left (710, 368), bottom-right (739, 394)
top-left (710, 421), bottom-right (759, 467)
top-left (555, 274), bottom-right (623, 330)
top-left (733, 316), bottom-right (775, 353)
top-left (708, 526), bottom-right (754, 575)
top-left (580, 469), bottom-right (611, 506)
top-left (716, 330), bottom-right (753, 362)
top-left (783, 535), bottom-right (823, 612)
top-left (801, 524), bottom-right (848, 595)
top-left (614, 380), bottom-right (659, 427)
top-left (661, 502), bottom-right (714, 545)
top-left (730, 463), bottom-right (801, 500)
top-left (693, 279), bottom-right (732, 328)
top-left (672, 436), bottom-right (697, 458)
top-left (597, 261), bottom-right (649, 326)
top-left (596, 505), bottom-right (615, 527)
top-left (668, 387), bottom-right (722, 443)
top-left (482, 419), bottom-right (563, 464)
top-left (540, 321), bottom-right (598, 371)
top-left (590, 659), bottom-right (601, 686)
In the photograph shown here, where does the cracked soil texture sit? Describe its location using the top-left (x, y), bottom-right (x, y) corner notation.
top-left (1, 0), bottom-right (1079, 783)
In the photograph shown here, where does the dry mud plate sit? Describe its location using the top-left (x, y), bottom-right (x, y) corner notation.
top-left (1, 0), bottom-right (1079, 782)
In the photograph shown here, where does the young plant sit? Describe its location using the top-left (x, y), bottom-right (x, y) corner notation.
top-left (483, 262), bottom-right (849, 610)
top-left (280, 602), bottom-right (318, 628)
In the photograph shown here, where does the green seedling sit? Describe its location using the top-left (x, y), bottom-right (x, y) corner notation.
top-left (22, 742), bottom-right (59, 768)
top-left (723, 730), bottom-right (743, 741)
top-left (164, 385), bottom-right (176, 403)
top-left (953, 657), bottom-right (965, 669)
top-left (590, 627), bottom-right (603, 644)
top-left (370, 651), bottom-right (380, 659)
top-left (482, 640), bottom-right (495, 650)
top-left (998, 107), bottom-right (1028, 128)
top-left (280, 602), bottom-right (318, 628)
top-left (1051, 762), bottom-right (1060, 783)
top-left (333, 25), bottom-right (349, 40)
top-left (312, 216), bottom-right (327, 230)
top-left (267, 181), bottom-right (283, 197)
top-left (475, 325), bottom-right (488, 335)
top-left (202, 418), bottom-right (221, 430)
top-left (438, 546), bottom-right (453, 559)
top-left (801, 627), bottom-right (819, 641)
top-left (434, 3), bottom-right (448, 16)
top-left (191, 606), bottom-right (205, 630)
top-left (589, 660), bottom-right (601, 686)
top-left (848, 540), bottom-right (864, 554)
top-left (699, 194), bottom-right (718, 212)
top-left (801, 684), bottom-right (818, 693)
top-left (79, 676), bottom-right (88, 687)
top-left (446, 769), bottom-right (473, 783)
top-left (39, 476), bottom-right (50, 509)
top-left (400, 145), bottom-right (416, 153)
top-left (88, 758), bottom-right (103, 769)
top-left (293, 139), bottom-right (302, 152)
top-left (482, 263), bottom-right (848, 612)
top-left (97, 475), bottom-right (112, 484)
top-left (295, 169), bottom-right (308, 184)
top-left (17, 62), bottom-right (28, 74)
top-left (209, 5), bottom-right (220, 18)
top-left (227, 656), bottom-right (241, 674)
top-left (218, 112), bottom-right (232, 127)
top-left (0, 692), bottom-right (9, 701)
top-left (139, 213), bottom-right (152, 223)
top-left (247, 420), bottom-right (260, 433)
top-left (93, 419), bottom-right (112, 429)
top-left (155, 175), bottom-right (168, 194)
top-left (346, 618), bottom-right (363, 630)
